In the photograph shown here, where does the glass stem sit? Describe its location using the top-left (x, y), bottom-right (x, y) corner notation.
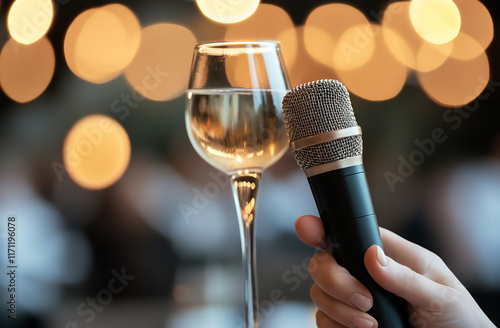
top-left (230, 172), bottom-right (261, 328)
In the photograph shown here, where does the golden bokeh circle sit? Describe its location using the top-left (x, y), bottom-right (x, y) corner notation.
top-left (437, 0), bottom-right (494, 61)
top-left (335, 24), bottom-right (407, 101)
top-left (64, 114), bottom-right (131, 190)
top-left (445, 32), bottom-right (484, 60)
top-left (304, 4), bottom-right (370, 68)
top-left (453, 0), bottom-right (493, 53)
top-left (417, 52), bottom-right (490, 107)
top-left (196, 0), bottom-right (260, 24)
top-left (64, 4), bottom-right (141, 84)
top-left (382, 1), bottom-right (452, 72)
top-left (0, 37), bottom-right (55, 103)
top-left (409, 0), bottom-right (461, 44)
top-left (332, 24), bottom-right (376, 71)
top-left (8, 0), bottom-right (53, 45)
top-left (125, 23), bottom-right (197, 101)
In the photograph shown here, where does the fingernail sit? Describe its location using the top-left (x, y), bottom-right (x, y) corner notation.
top-left (353, 317), bottom-right (375, 328)
top-left (350, 293), bottom-right (372, 312)
top-left (376, 245), bottom-right (389, 266)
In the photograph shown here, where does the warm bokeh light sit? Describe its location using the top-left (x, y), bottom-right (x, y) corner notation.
top-left (439, 0), bottom-right (494, 60)
top-left (453, 0), bottom-right (493, 53)
top-left (125, 23), bottom-right (197, 101)
top-left (444, 32), bottom-right (484, 60)
top-left (225, 4), bottom-right (297, 69)
top-left (415, 39), bottom-right (453, 72)
top-left (335, 24), bottom-right (407, 101)
top-left (0, 37), bottom-right (55, 103)
top-left (383, 1), bottom-right (452, 72)
top-left (409, 0), bottom-right (461, 44)
top-left (304, 4), bottom-right (369, 68)
top-left (417, 52), bottom-right (489, 107)
top-left (63, 114), bottom-right (131, 190)
top-left (7, 0), bottom-right (53, 45)
top-left (64, 4), bottom-right (141, 84)
top-left (282, 26), bottom-right (335, 87)
top-left (332, 23), bottom-right (375, 71)
top-left (196, 0), bottom-right (260, 24)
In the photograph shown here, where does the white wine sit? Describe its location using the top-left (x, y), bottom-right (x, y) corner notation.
top-left (185, 88), bottom-right (289, 174)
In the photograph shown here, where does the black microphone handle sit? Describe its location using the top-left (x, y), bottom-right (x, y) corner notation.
top-left (307, 164), bottom-right (410, 327)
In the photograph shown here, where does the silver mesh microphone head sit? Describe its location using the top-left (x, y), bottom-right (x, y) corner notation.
top-left (282, 79), bottom-right (363, 170)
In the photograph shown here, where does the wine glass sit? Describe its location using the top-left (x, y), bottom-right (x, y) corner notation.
top-left (185, 41), bottom-right (291, 327)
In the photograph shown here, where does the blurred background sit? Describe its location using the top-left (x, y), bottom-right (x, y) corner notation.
top-left (0, 0), bottom-right (499, 327)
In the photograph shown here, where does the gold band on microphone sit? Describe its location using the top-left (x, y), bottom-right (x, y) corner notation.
top-left (289, 126), bottom-right (362, 151)
top-left (305, 155), bottom-right (364, 177)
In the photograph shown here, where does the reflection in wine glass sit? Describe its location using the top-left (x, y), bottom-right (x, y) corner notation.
top-left (185, 41), bottom-right (291, 328)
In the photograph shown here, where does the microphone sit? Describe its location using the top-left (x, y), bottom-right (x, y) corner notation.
top-left (282, 79), bottom-right (409, 327)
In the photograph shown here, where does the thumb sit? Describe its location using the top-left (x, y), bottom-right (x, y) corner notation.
top-left (364, 245), bottom-right (451, 308)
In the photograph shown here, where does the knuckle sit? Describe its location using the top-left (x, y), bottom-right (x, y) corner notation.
top-left (441, 285), bottom-right (463, 305)
top-left (403, 266), bottom-right (418, 284)
top-left (393, 265), bottom-right (418, 296)
top-left (405, 269), bottom-right (418, 288)
top-left (309, 251), bottom-right (331, 274)
top-left (419, 248), bottom-right (444, 275)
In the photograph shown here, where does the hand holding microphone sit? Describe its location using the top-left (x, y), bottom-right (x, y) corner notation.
top-left (296, 215), bottom-right (496, 328)
top-left (282, 80), bottom-right (495, 328)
